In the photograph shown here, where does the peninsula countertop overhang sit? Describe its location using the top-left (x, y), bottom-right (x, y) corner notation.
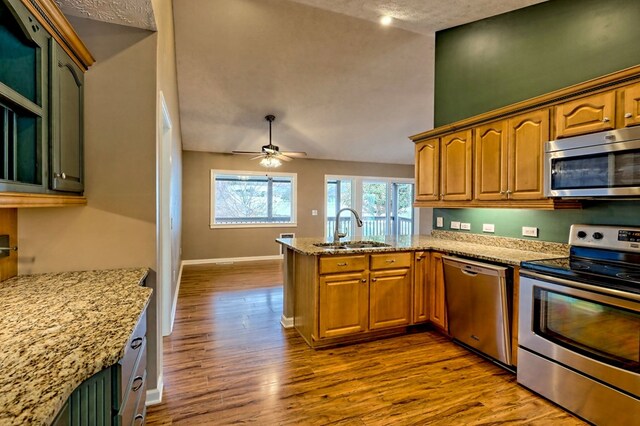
top-left (276, 232), bottom-right (568, 266)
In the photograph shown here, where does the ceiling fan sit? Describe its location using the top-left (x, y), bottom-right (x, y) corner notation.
top-left (232, 115), bottom-right (307, 168)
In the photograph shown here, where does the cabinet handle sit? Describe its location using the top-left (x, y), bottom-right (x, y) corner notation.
top-left (131, 337), bottom-right (143, 350)
top-left (416, 257), bottom-right (422, 261)
top-left (625, 112), bottom-right (633, 118)
top-left (603, 117), bottom-right (610, 122)
top-left (134, 414), bottom-right (144, 425)
top-left (371, 278), bottom-right (377, 282)
top-left (385, 259), bottom-right (396, 263)
top-left (499, 191), bottom-right (506, 195)
top-left (55, 172), bottom-right (67, 180)
top-left (337, 262), bottom-right (347, 266)
top-left (361, 278), bottom-right (367, 283)
top-left (132, 375), bottom-right (144, 392)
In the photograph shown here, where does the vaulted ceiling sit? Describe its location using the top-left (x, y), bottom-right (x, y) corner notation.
top-left (57, 0), bottom-right (547, 164)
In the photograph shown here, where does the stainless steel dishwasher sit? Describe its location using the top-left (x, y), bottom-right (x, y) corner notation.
top-left (442, 256), bottom-right (511, 366)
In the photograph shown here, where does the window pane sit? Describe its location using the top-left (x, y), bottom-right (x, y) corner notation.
top-left (213, 173), bottom-right (295, 225)
top-left (396, 183), bottom-right (414, 236)
top-left (327, 179), bottom-right (353, 240)
top-left (362, 181), bottom-right (387, 236)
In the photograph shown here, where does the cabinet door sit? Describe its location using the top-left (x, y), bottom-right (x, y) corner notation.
top-left (622, 82), bottom-right (640, 128)
top-left (428, 252), bottom-right (448, 332)
top-left (507, 109), bottom-right (549, 200)
top-left (475, 120), bottom-right (507, 200)
top-left (555, 91), bottom-right (615, 138)
top-left (412, 251), bottom-right (429, 324)
top-left (318, 271), bottom-right (368, 338)
top-left (50, 41), bottom-right (84, 193)
top-left (415, 139), bottom-right (440, 201)
top-left (441, 130), bottom-right (472, 201)
top-left (369, 268), bottom-right (411, 330)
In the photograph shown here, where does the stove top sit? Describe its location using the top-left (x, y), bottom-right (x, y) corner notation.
top-left (520, 224), bottom-right (640, 295)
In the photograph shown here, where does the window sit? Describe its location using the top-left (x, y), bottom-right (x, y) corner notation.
top-left (211, 170), bottom-right (297, 228)
top-left (325, 176), bottom-right (416, 240)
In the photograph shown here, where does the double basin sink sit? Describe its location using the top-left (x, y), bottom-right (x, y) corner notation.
top-left (314, 241), bottom-right (391, 250)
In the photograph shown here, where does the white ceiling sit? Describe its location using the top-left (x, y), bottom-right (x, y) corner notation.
top-left (58, 0), bottom-right (547, 164)
top-left (55, 0), bottom-right (156, 30)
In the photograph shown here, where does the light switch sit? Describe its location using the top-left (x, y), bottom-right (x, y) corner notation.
top-left (311, 210), bottom-right (318, 216)
top-left (522, 226), bottom-right (539, 237)
top-left (482, 223), bottom-right (495, 233)
top-left (450, 221), bottom-right (461, 230)
top-left (461, 223), bottom-right (471, 230)
top-left (436, 217), bottom-right (444, 228)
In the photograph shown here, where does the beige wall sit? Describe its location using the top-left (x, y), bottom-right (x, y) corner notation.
top-left (183, 151), bottom-right (414, 260)
top-left (17, 17), bottom-right (160, 388)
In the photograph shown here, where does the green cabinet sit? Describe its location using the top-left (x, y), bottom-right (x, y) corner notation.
top-left (1, 0), bottom-right (85, 195)
top-left (50, 41), bottom-right (83, 192)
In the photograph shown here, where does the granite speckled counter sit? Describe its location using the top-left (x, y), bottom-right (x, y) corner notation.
top-left (0, 268), bottom-right (151, 426)
top-left (276, 230), bottom-right (568, 266)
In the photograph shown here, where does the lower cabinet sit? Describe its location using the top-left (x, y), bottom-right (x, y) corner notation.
top-left (52, 308), bottom-right (147, 426)
top-left (412, 251), bottom-right (429, 323)
top-left (428, 252), bottom-right (448, 332)
top-left (318, 270), bottom-right (368, 338)
top-left (369, 254), bottom-right (412, 330)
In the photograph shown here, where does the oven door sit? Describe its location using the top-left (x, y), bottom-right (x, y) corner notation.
top-left (519, 272), bottom-right (640, 397)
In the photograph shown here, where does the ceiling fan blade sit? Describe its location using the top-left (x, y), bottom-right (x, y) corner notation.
top-left (280, 151), bottom-right (307, 158)
top-left (232, 150), bottom-right (263, 155)
top-left (250, 155), bottom-right (266, 160)
top-left (274, 153), bottom-right (293, 161)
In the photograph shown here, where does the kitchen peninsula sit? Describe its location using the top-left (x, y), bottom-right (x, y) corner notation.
top-left (277, 232), bottom-right (566, 351)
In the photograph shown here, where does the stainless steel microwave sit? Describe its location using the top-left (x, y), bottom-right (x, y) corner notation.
top-left (544, 127), bottom-right (640, 198)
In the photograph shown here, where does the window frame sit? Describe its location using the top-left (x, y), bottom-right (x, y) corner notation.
top-left (210, 169), bottom-right (298, 229)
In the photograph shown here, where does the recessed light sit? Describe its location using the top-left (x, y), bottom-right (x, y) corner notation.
top-left (380, 15), bottom-right (393, 26)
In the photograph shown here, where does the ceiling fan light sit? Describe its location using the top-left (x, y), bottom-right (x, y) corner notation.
top-left (260, 156), bottom-right (282, 168)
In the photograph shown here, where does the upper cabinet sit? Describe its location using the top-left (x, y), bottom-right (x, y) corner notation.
top-left (555, 92), bottom-right (615, 138)
top-left (412, 65), bottom-right (640, 209)
top-left (0, 0), bottom-right (93, 206)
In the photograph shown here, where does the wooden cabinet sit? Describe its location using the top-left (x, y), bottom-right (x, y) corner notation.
top-left (415, 139), bottom-right (440, 201)
top-left (318, 271), bottom-right (368, 338)
top-left (475, 121), bottom-right (508, 200)
top-left (622, 82), bottom-right (640, 127)
top-left (50, 41), bottom-right (84, 193)
top-left (441, 130), bottom-right (473, 201)
top-left (555, 91), bottom-right (616, 138)
top-left (412, 251), bottom-right (429, 323)
top-left (428, 252), bottom-right (448, 332)
top-left (369, 252), bottom-right (411, 330)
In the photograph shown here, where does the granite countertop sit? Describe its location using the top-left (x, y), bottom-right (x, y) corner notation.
top-left (276, 231), bottom-right (568, 266)
top-left (0, 268), bottom-right (152, 426)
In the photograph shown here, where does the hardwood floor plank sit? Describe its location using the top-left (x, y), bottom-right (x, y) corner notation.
top-left (146, 260), bottom-right (584, 425)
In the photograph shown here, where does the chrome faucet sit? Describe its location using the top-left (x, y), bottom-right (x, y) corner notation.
top-left (333, 208), bottom-right (363, 244)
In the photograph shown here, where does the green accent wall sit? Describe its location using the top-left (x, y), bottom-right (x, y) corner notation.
top-left (434, 0), bottom-right (640, 127)
top-left (434, 202), bottom-right (640, 243)
top-left (432, 0), bottom-right (640, 243)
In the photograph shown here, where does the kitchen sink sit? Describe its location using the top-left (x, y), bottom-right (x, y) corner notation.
top-left (313, 241), bottom-right (392, 250)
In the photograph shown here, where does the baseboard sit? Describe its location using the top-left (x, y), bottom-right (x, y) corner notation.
top-left (182, 255), bottom-right (283, 265)
top-left (146, 374), bottom-right (164, 406)
top-left (280, 314), bottom-right (294, 329)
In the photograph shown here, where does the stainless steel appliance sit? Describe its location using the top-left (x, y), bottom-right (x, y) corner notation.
top-left (443, 256), bottom-right (511, 365)
top-left (518, 224), bottom-right (640, 425)
top-left (544, 126), bottom-right (640, 198)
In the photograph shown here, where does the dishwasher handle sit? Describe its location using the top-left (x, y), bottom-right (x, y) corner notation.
top-left (442, 255), bottom-right (508, 277)
top-left (461, 267), bottom-right (479, 277)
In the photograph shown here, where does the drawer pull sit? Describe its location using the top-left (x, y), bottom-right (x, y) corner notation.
top-left (131, 337), bottom-right (143, 350)
top-left (361, 278), bottom-right (367, 283)
top-left (625, 112), bottom-right (633, 118)
top-left (372, 278), bottom-right (377, 282)
top-left (385, 259), bottom-right (396, 263)
top-left (416, 257), bottom-right (422, 261)
top-left (132, 376), bottom-right (144, 392)
top-left (337, 262), bottom-right (348, 266)
top-left (134, 414), bottom-right (144, 425)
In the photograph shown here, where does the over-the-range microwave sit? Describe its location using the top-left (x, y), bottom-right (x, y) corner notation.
top-left (544, 126), bottom-right (640, 198)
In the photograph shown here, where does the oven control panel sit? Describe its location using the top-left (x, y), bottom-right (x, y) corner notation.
top-left (569, 224), bottom-right (640, 252)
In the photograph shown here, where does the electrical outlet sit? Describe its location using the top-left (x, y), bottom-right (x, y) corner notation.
top-left (461, 223), bottom-right (471, 230)
top-left (482, 223), bottom-right (495, 233)
top-left (522, 226), bottom-right (539, 237)
top-left (450, 221), bottom-right (461, 230)
top-left (311, 209), bottom-right (318, 216)
top-left (436, 217), bottom-right (444, 228)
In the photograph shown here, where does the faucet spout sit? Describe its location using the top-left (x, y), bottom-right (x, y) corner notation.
top-left (333, 208), bottom-right (363, 244)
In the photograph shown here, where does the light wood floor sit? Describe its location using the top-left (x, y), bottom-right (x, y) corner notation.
top-left (146, 260), bottom-right (584, 425)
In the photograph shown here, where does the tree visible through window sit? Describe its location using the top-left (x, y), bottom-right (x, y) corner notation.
top-left (212, 172), bottom-right (296, 226)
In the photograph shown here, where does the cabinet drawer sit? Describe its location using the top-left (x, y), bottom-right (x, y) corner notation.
top-left (370, 252), bottom-right (411, 270)
top-left (116, 341), bottom-right (147, 426)
top-left (115, 310), bottom-right (147, 407)
top-left (319, 255), bottom-right (366, 274)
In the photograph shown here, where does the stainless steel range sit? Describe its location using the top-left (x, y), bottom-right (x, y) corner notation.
top-left (518, 224), bottom-right (640, 425)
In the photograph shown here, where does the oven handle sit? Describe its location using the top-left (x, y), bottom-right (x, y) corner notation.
top-left (520, 270), bottom-right (640, 303)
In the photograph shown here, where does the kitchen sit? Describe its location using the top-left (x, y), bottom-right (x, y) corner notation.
top-left (0, 0), bottom-right (639, 425)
